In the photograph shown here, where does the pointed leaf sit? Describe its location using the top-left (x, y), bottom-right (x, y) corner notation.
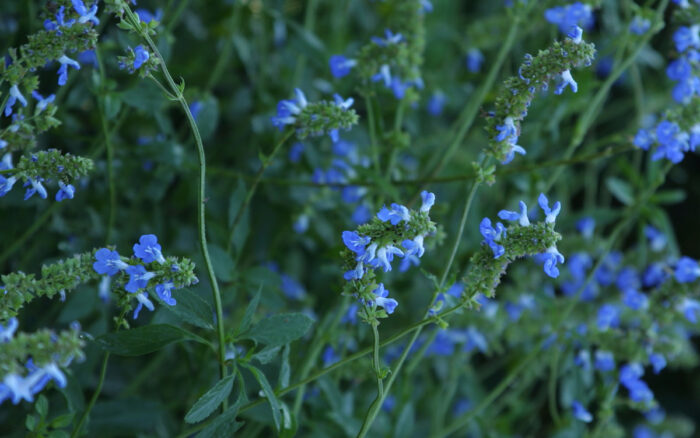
top-left (96, 324), bottom-right (209, 356)
top-left (242, 364), bottom-right (281, 432)
top-left (242, 313), bottom-right (313, 348)
top-left (185, 374), bottom-right (235, 424)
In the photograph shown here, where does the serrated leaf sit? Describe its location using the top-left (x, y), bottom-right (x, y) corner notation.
top-left (208, 244), bottom-right (236, 282)
top-left (236, 286), bottom-right (261, 336)
top-left (96, 324), bottom-right (209, 356)
top-left (242, 313), bottom-right (313, 348)
top-left (158, 288), bottom-right (214, 330)
top-left (185, 374), bottom-right (235, 424)
top-left (35, 394), bottom-right (48, 418)
top-left (242, 364), bottom-right (281, 432)
top-left (252, 345), bottom-right (281, 364)
top-left (50, 413), bottom-right (74, 428)
top-left (606, 177), bottom-right (634, 206)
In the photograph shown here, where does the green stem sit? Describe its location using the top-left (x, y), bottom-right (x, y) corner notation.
top-left (70, 353), bottom-right (109, 438)
top-left (226, 130), bottom-right (294, 251)
top-left (372, 323), bottom-right (384, 396)
top-left (356, 178), bottom-right (482, 438)
top-left (548, 347), bottom-right (562, 425)
top-left (95, 47), bottom-right (116, 244)
top-left (435, 163), bottom-right (674, 437)
top-left (365, 95), bottom-right (381, 175)
top-left (124, 8), bottom-right (228, 390)
top-left (544, 0), bottom-right (669, 192)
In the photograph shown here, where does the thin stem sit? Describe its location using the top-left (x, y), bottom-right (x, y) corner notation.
top-left (124, 7), bottom-right (228, 391)
top-left (356, 178), bottom-right (482, 437)
top-left (95, 47), bottom-right (116, 243)
top-left (372, 323), bottom-right (384, 396)
top-left (548, 347), bottom-right (562, 425)
top-left (365, 95), bottom-right (381, 175)
top-left (70, 353), bottom-right (109, 438)
top-left (226, 130), bottom-right (294, 251)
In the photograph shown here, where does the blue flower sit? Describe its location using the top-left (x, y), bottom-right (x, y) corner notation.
top-left (622, 288), bottom-right (648, 311)
top-left (125, 265), bottom-right (156, 293)
top-left (597, 304), bottom-right (620, 331)
top-left (498, 201), bottom-right (530, 226)
top-left (133, 292), bottom-right (155, 319)
top-left (629, 16), bottom-right (651, 35)
top-left (135, 8), bottom-right (163, 24)
top-left (402, 234), bottom-right (425, 258)
top-left (72, 0), bottom-right (99, 25)
top-left (370, 245), bottom-right (404, 272)
top-left (133, 45), bottom-right (150, 70)
top-left (0, 318), bottom-right (18, 343)
top-left (55, 181), bottom-right (75, 202)
top-left (2, 373), bottom-right (41, 404)
top-left (155, 282), bottom-right (177, 306)
top-left (466, 48), bottom-right (484, 73)
top-left (352, 204), bottom-right (372, 224)
top-left (541, 246), bottom-right (565, 278)
top-left (616, 267), bottom-right (640, 292)
top-left (322, 346), bottom-right (340, 366)
top-left (271, 88), bottom-right (308, 130)
top-left (372, 64), bottom-right (392, 87)
top-left (342, 303), bottom-right (359, 324)
top-left (675, 256), bottom-right (700, 283)
top-left (479, 217), bottom-right (506, 258)
top-left (544, 3), bottom-right (594, 33)
top-left (333, 93), bottom-right (354, 111)
top-left (57, 55), bottom-right (81, 86)
top-left (372, 283), bottom-right (398, 314)
top-left (93, 248), bottom-right (129, 276)
top-left (427, 91), bottom-right (446, 116)
top-left (571, 401), bottom-right (593, 422)
top-left (420, 190), bottom-right (436, 213)
top-left (619, 363), bottom-right (654, 403)
top-left (31, 91), bottom-right (55, 113)
top-left (377, 203), bottom-right (410, 225)
top-left (342, 231), bottom-right (370, 255)
top-left (23, 177), bottom-right (48, 200)
top-left (633, 129), bottom-right (654, 150)
top-left (0, 161), bottom-right (17, 197)
top-left (4, 85), bottom-right (27, 117)
top-left (289, 142), bottom-right (304, 162)
top-left (666, 57), bottom-right (692, 81)
top-left (329, 55), bottom-right (356, 78)
top-left (280, 274), bottom-right (306, 300)
top-left (576, 217), bottom-right (595, 238)
top-left (643, 263), bottom-right (668, 287)
top-left (371, 29), bottom-right (404, 47)
top-left (293, 214), bottom-right (309, 234)
top-left (644, 226), bottom-right (666, 252)
top-left (594, 350), bottom-right (615, 372)
top-left (133, 234), bottom-right (166, 264)
top-left (554, 69), bottom-right (578, 95)
top-left (538, 193), bottom-right (561, 224)
top-left (678, 297), bottom-right (700, 323)
top-left (673, 25), bottom-right (700, 53)
top-left (495, 117), bottom-right (517, 142)
top-left (649, 353), bottom-right (666, 374)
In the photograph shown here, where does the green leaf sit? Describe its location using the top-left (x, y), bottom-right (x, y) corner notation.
top-left (121, 81), bottom-right (165, 112)
top-left (236, 286), bottom-right (261, 336)
top-left (197, 395), bottom-right (245, 438)
top-left (242, 313), bottom-right (313, 348)
top-left (50, 413), bottom-right (74, 428)
top-left (25, 414), bottom-right (37, 432)
top-left (195, 96), bottom-right (220, 142)
top-left (606, 177), bottom-right (634, 206)
top-left (185, 375), bottom-right (235, 424)
top-left (242, 364), bottom-right (281, 432)
top-left (252, 346), bottom-right (281, 364)
top-left (96, 324), bottom-right (209, 356)
top-left (208, 244), bottom-right (236, 282)
top-left (158, 288), bottom-right (214, 330)
top-left (35, 394), bottom-right (48, 418)
top-left (278, 344), bottom-right (291, 389)
top-left (650, 189), bottom-right (686, 205)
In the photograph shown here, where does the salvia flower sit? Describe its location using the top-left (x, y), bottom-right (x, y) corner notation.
top-left (329, 55), bottom-right (357, 78)
top-left (595, 350), bottom-right (615, 372)
top-left (55, 181), bottom-right (75, 202)
top-left (372, 283), bottom-right (398, 314)
top-left (31, 91), bottom-right (55, 114)
top-left (72, 0), bottom-right (99, 25)
top-left (93, 248), bottom-right (129, 276)
top-left (498, 201), bottom-right (530, 226)
top-left (125, 265), bottom-right (156, 293)
top-left (572, 401), bottom-right (593, 422)
top-left (466, 48), bottom-right (484, 73)
top-left (155, 282), bottom-right (177, 306)
top-left (675, 256), bottom-right (700, 283)
top-left (370, 29), bottom-right (404, 47)
top-left (23, 177), bottom-right (48, 200)
top-left (377, 203), bottom-right (411, 225)
top-left (133, 234), bottom-right (166, 264)
top-left (133, 45), bottom-right (150, 70)
top-left (544, 2), bottom-right (594, 34)
top-left (554, 69), bottom-right (578, 95)
top-left (0, 318), bottom-right (18, 343)
top-left (480, 218), bottom-right (506, 258)
top-left (57, 55), bottom-right (81, 86)
top-left (538, 193), bottom-right (561, 224)
top-left (133, 292), bottom-right (155, 319)
top-left (4, 85), bottom-right (27, 117)
top-left (630, 16), bottom-right (651, 35)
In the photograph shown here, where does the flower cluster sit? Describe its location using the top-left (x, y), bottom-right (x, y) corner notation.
top-left (341, 191), bottom-right (437, 321)
top-left (667, 7), bottom-right (700, 104)
top-left (633, 103), bottom-right (700, 164)
top-left (0, 149), bottom-right (93, 201)
top-left (544, 2), bottom-right (595, 34)
top-left (93, 234), bottom-right (198, 319)
top-left (0, 321), bottom-right (84, 406)
top-left (329, 0), bottom-right (427, 101)
top-left (480, 194), bottom-right (564, 278)
top-left (270, 88), bottom-right (359, 141)
top-left (485, 26), bottom-right (596, 163)
top-left (118, 45), bottom-right (158, 77)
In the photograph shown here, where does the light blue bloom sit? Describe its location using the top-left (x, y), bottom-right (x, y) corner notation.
top-left (420, 191), bottom-right (435, 213)
top-left (31, 91), bottom-right (55, 113)
top-left (342, 231), bottom-right (370, 255)
top-left (629, 16), bottom-right (651, 35)
top-left (133, 292), bottom-right (155, 319)
top-left (667, 57), bottom-right (692, 81)
top-left (645, 226), bottom-right (666, 252)
top-left (271, 88), bottom-right (308, 130)
top-left (495, 117), bottom-right (517, 142)
top-left (377, 203), bottom-right (410, 225)
top-left (597, 304), bottom-right (620, 331)
top-left (649, 353), bottom-right (666, 374)
top-left (554, 69), bottom-right (578, 95)
top-left (372, 283), bottom-right (398, 314)
top-left (293, 214), bottom-right (309, 233)
top-left (577, 217), bottom-right (595, 238)
top-left (595, 350), bottom-right (615, 372)
top-left (633, 129), bottom-right (654, 150)
top-left (371, 29), bottom-right (404, 47)
top-left (135, 7), bottom-right (163, 24)
top-left (23, 177), bottom-right (48, 200)
top-left (371, 64), bottom-right (392, 87)
top-left (371, 245), bottom-right (404, 272)
top-left (72, 0), bottom-right (99, 25)
top-left (55, 181), bottom-right (75, 202)
top-left (622, 289), bottom-right (648, 311)
top-left (133, 45), bottom-right (150, 70)
top-left (322, 345), bottom-right (340, 366)
top-left (673, 25), bottom-right (700, 53)
top-left (678, 297), bottom-right (700, 323)
top-left (542, 246), bottom-right (565, 278)
top-left (155, 282), bottom-right (177, 306)
top-left (0, 318), bottom-right (18, 343)
top-left (125, 265), bottom-right (156, 293)
top-left (2, 373), bottom-right (41, 404)
top-left (402, 234), bottom-right (425, 258)
top-left (479, 217), bottom-right (506, 258)
top-left (675, 257), bottom-right (700, 283)
top-left (498, 201), bottom-right (530, 226)
top-left (572, 401), bottom-right (593, 422)
top-left (329, 55), bottom-right (356, 78)
top-left (544, 3), bottom-right (594, 33)
top-left (133, 234), bottom-right (166, 264)
top-left (280, 274), bottom-right (306, 300)
top-left (466, 48), bottom-right (484, 73)
top-left (538, 193), bottom-right (561, 224)
top-left (333, 93), bottom-right (354, 111)
top-left (4, 85), bottom-right (27, 117)
top-left (93, 248), bottom-right (129, 276)
top-left (427, 91), bottom-right (446, 116)
top-left (57, 55), bottom-right (81, 86)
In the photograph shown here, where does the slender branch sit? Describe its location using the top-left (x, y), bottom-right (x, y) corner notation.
top-left (70, 353), bottom-right (109, 438)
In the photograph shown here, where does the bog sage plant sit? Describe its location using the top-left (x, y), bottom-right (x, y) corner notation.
top-left (1, 0), bottom-right (700, 437)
